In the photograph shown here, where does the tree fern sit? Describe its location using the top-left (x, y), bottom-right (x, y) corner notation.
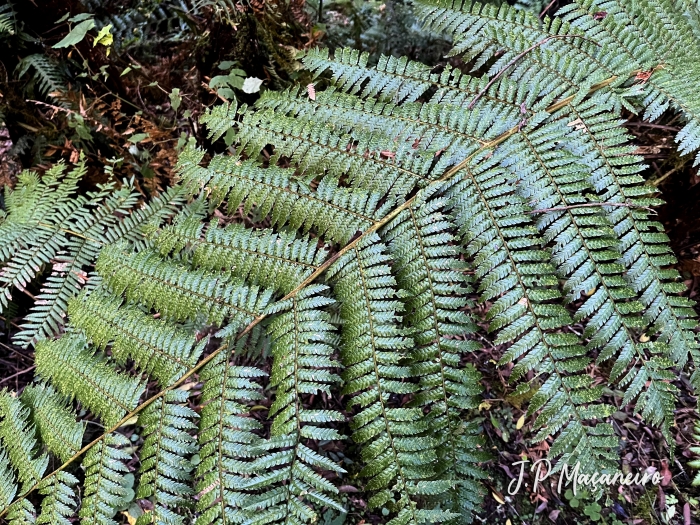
top-left (2, 0), bottom-right (700, 522)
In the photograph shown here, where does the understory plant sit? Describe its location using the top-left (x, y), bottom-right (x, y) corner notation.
top-left (1, 0), bottom-right (700, 523)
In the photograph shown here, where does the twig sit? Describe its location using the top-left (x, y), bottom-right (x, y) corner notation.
top-left (624, 121), bottom-right (681, 132)
top-left (539, 0), bottom-right (557, 18)
top-left (527, 202), bottom-right (657, 214)
top-left (468, 35), bottom-right (596, 109)
top-left (651, 166), bottom-right (683, 187)
top-left (0, 365), bottom-right (36, 386)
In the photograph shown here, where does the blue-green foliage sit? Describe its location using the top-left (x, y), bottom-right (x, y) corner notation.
top-left (1, 0), bottom-right (699, 523)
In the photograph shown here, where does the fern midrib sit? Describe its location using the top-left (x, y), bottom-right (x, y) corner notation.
top-left (0, 70), bottom-right (629, 516)
top-left (216, 354), bottom-right (233, 524)
top-left (354, 243), bottom-right (418, 523)
top-left (149, 398), bottom-right (168, 518)
top-left (83, 442), bottom-right (108, 523)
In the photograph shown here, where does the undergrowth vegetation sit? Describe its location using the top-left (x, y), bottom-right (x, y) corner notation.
top-left (1, 0), bottom-right (700, 524)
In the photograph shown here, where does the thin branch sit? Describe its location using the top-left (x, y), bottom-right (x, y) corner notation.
top-left (468, 35), bottom-right (597, 109)
top-left (624, 121), bottom-right (680, 132)
top-left (527, 202), bottom-right (657, 214)
top-left (0, 365), bottom-right (36, 386)
top-left (539, 0), bottom-right (558, 18)
top-left (0, 65), bottom-right (658, 518)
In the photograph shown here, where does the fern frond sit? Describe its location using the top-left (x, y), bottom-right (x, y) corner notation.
top-left (327, 234), bottom-right (452, 524)
top-left (235, 105), bottom-right (434, 200)
top-left (96, 244), bottom-right (274, 332)
top-left (236, 284), bottom-right (345, 524)
top-left (3, 163), bottom-right (182, 346)
top-left (135, 389), bottom-right (198, 525)
top-left (301, 46), bottom-right (533, 119)
top-left (200, 100), bottom-right (239, 142)
top-left (0, 392), bottom-right (49, 492)
top-left (501, 117), bottom-right (677, 435)
top-left (79, 433), bottom-right (132, 525)
top-left (0, 162), bottom-right (89, 311)
top-left (556, 100), bottom-right (699, 379)
top-left (36, 472), bottom-right (79, 525)
top-left (175, 145), bottom-right (389, 244)
top-left (0, 449), bottom-right (18, 509)
top-left (21, 383), bottom-right (85, 463)
top-left (444, 148), bottom-right (618, 473)
top-left (34, 334), bottom-right (145, 427)
top-left (0, 3), bottom-right (15, 35)
top-left (195, 350), bottom-right (268, 524)
top-left (5, 499), bottom-right (36, 525)
top-left (255, 86), bottom-right (487, 174)
top-left (154, 211), bottom-right (329, 295)
top-left (16, 54), bottom-right (67, 98)
top-left (68, 288), bottom-right (205, 386)
top-left (381, 184), bottom-right (488, 520)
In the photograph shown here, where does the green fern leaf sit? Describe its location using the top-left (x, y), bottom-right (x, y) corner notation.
top-left (34, 334), bottom-right (145, 427)
top-left (0, 391), bottom-right (49, 492)
top-left (5, 499), bottom-right (36, 525)
top-left (36, 472), bottom-right (79, 525)
top-left (68, 288), bottom-right (205, 386)
top-left (195, 348), bottom-right (268, 524)
top-left (0, 449), bottom-right (18, 509)
top-left (96, 244), bottom-right (274, 333)
top-left (327, 234), bottom-right (451, 524)
top-left (21, 383), bottom-right (85, 463)
top-left (233, 284), bottom-right (346, 524)
top-left (154, 210), bottom-right (329, 295)
top-left (175, 144), bottom-right (390, 244)
top-left (381, 184), bottom-right (488, 520)
top-left (444, 148), bottom-right (619, 473)
top-left (79, 433), bottom-right (132, 525)
top-left (135, 389), bottom-right (198, 525)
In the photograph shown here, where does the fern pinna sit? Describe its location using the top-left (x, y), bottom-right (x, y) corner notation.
top-left (1, 0), bottom-right (700, 523)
